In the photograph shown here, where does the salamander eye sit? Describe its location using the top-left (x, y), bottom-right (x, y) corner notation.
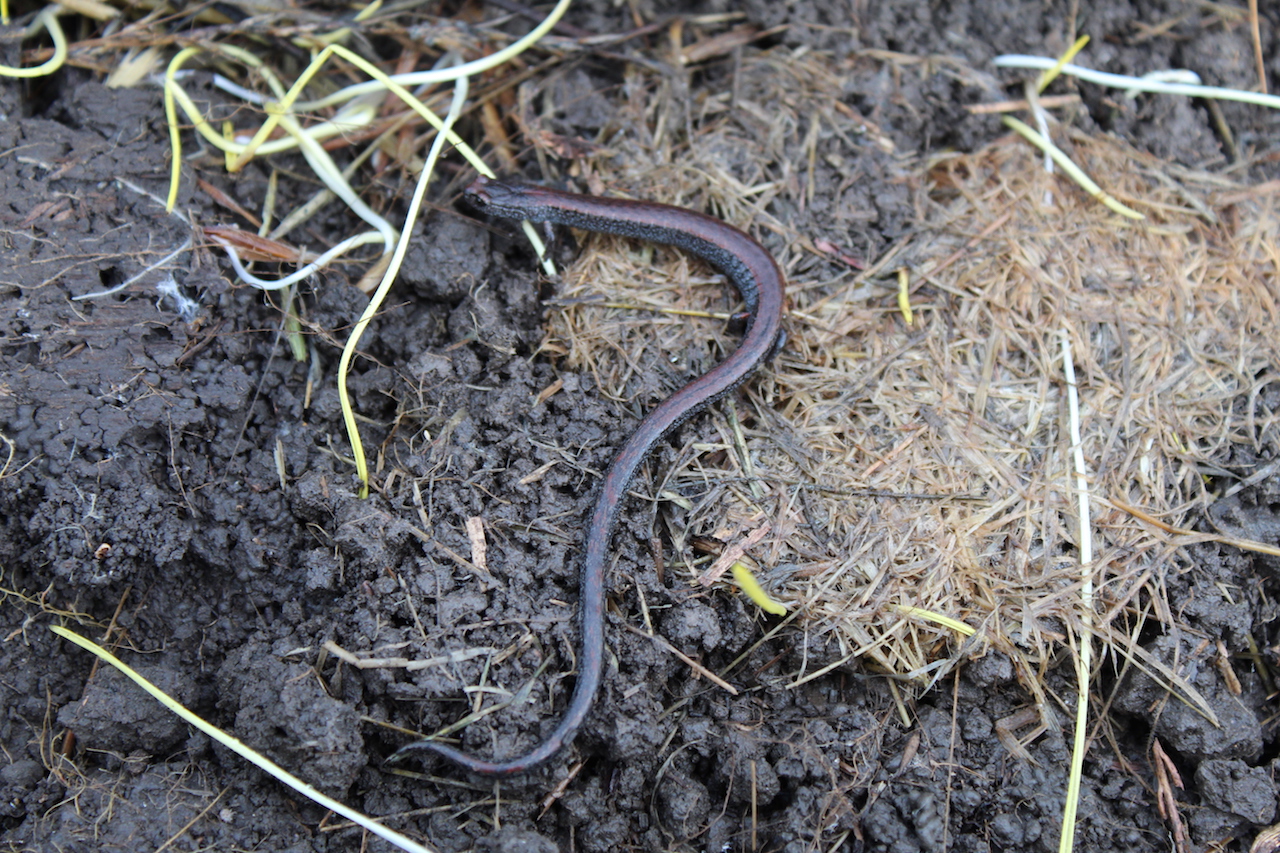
top-left (462, 193), bottom-right (492, 213)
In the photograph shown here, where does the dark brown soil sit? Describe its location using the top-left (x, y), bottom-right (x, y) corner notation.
top-left (2, 2), bottom-right (1279, 852)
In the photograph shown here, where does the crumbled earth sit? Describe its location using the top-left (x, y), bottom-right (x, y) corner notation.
top-left (2, 2), bottom-right (1279, 852)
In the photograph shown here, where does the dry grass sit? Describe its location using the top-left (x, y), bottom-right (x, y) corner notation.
top-left (779, 132), bottom-right (1278, 693)
top-left (526, 48), bottom-right (1280, 701)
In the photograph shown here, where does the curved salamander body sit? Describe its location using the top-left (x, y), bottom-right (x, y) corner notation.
top-left (392, 176), bottom-right (786, 776)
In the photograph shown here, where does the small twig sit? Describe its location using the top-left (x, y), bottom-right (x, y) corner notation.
top-left (1111, 498), bottom-right (1280, 558)
top-left (623, 624), bottom-right (739, 695)
top-left (1152, 738), bottom-right (1189, 853)
top-left (1248, 0), bottom-right (1267, 96)
top-left (152, 787), bottom-right (230, 853)
top-left (322, 640), bottom-right (496, 671)
top-left (966, 94), bottom-right (1081, 115)
top-left (697, 522), bottom-right (771, 586)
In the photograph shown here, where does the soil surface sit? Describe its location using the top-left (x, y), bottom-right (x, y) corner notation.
top-left (2, 1), bottom-right (1279, 852)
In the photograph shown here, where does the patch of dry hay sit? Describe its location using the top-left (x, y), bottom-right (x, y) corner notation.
top-left (783, 133), bottom-right (1277, 689)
